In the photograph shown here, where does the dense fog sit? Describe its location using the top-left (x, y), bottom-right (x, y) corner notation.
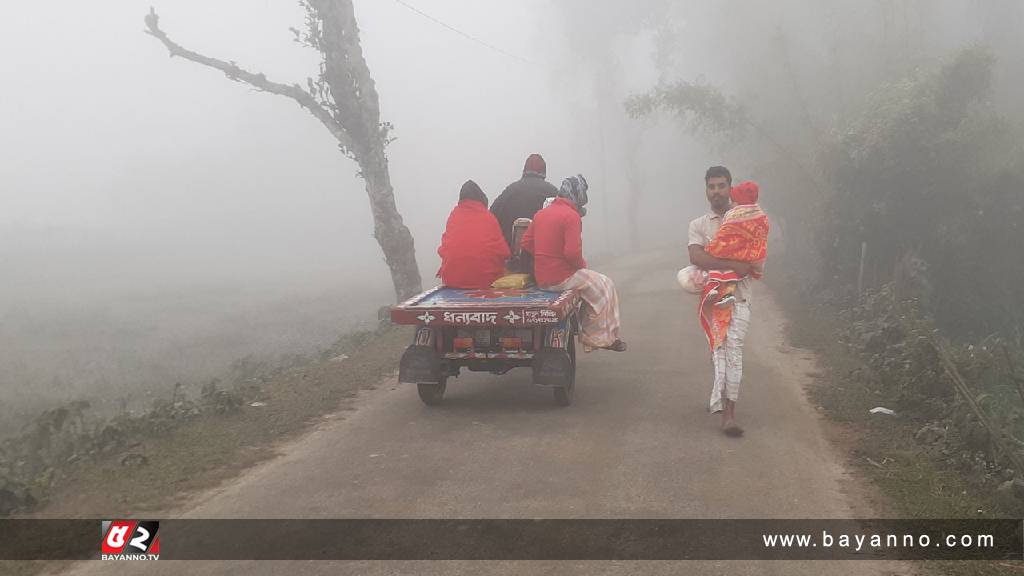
top-left (2, 0), bottom-right (1021, 434)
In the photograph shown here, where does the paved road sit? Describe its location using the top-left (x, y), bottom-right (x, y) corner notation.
top-left (58, 251), bottom-right (907, 575)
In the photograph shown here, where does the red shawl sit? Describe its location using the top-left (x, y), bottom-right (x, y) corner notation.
top-left (699, 202), bottom-right (769, 351)
top-left (437, 200), bottom-right (511, 289)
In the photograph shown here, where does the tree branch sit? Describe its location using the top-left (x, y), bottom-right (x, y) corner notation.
top-left (934, 337), bottom-right (1024, 474)
top-left (626, 81), bottom-right (826, 193)
top-left (143, 7), bottom-right (356, 155)
top-left (305, 0), bottom-right (387, 157)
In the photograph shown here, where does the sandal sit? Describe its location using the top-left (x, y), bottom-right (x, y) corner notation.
top-left (723, 423), bottom-right (745, 437)
top-left (603, 340), bottom-right (627, 352)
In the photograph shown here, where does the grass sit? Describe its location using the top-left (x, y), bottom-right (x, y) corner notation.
top-left (776, 282), bottom-right (1023, 575)
top-left (34, 326), bottom-right (409, 517)
top-left (1, 325), bottom-right (409, 576)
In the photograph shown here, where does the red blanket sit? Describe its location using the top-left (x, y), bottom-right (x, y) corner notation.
top-left (437, 200), bottom-right (510, 289)
top-left (699, 204), bottom-right (769, 350)
top-left (699, 270), bottom-right (741, 351)
top-left (707, 204), bottom-right (768, 276)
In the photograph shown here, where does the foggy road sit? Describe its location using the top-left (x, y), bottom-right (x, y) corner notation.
top-left (57, 251), bottom-right (906, 575)
top-left (7, 2), bottom-right (1019, 574)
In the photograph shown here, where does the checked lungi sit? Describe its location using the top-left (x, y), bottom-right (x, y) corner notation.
top-left (546, 269), bottom-right (621, 351)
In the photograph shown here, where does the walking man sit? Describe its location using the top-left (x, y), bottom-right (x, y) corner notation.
top-left (687, 166), bottom-right (754, 436)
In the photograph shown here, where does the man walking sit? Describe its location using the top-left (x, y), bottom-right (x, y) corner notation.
top-left (687, 166), bottom-right (754, 436)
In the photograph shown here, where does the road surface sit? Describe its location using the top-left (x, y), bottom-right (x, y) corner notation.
top-left (58, 250), bottom-right (907, 575)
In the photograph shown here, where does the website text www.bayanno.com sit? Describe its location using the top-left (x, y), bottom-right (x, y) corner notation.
top-left (763, 530), bottom-right (995, 553)
top-left (1, 519), bottom-right (1021, 561)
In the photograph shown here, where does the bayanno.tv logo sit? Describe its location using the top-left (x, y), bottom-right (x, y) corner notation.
top-left (101, 520), bottom-right (160, 560)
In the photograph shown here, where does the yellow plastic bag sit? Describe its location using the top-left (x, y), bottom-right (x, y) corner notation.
top-left (491, 273), bottom-right (532, 289)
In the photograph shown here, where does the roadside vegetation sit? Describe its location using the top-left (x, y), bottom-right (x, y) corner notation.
top-left (770, 47), bottom-right (1024, 576)
top-left (0, 322), bottom-right (407, 518)
top-left (631, 11), bottom-right (1023, 568)
top-left (783, 45), bottom-right (1024, 510)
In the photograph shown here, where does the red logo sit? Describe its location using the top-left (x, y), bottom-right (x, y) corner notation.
top-left (101, 520), bottom-right (160, 560)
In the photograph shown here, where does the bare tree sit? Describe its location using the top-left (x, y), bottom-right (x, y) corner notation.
top-left (622, 124), bottom-right (644, 251)
top-left (143, 1), bottom-right (422, 301)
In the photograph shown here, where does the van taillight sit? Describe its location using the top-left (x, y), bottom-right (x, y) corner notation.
top-left (499, 337), bottom-right (522, 351)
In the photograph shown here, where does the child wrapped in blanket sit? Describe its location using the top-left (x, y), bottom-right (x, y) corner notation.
top-left (678, 181), bottom-right (769, 350)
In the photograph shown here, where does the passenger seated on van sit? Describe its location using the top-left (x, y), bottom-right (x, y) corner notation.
top-left (437, 180), bottom-right (510, 289)
top-left (521, 174), bottom-right (626, 352)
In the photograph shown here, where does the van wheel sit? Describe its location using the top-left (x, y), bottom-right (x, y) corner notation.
top-left (417, 376), bottom-right (447, 406)
top-left (553, 326), bottom-right (577, 406)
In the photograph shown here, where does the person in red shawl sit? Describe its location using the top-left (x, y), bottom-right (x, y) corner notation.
top-left (710, 181), bottom-right (768, 277)
top-left (436, 180), bottom-right (510, 289)
top-left (699, 180), bottom-right (769, 353)
top-left (521, 174), bottom-right (626, 353)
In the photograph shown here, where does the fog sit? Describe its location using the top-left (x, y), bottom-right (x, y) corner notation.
top-left (0, 0), bottom-right (652, 432)
top-left (2, 0), bottom-right (567, 298)
top-left (2, 0), bottom-right (1022, 433)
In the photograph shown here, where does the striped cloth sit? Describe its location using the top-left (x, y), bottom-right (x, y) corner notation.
top-left (699, 269), bottom-right (742, 351)
top-left (547, 268), bottom-right (620, 351)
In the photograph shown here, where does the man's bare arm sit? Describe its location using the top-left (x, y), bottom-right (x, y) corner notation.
top-left (688, 244), bottom-right (753, 276)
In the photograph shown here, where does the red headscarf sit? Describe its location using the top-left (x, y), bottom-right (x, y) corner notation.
top-left (730, 181), bottom-right (759, 205)
top-left (523, 153), bottom-right (546, 177)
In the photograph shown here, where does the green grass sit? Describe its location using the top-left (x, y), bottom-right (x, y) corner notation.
top-left (1, 326), bottom-right (409, 576)
top-left (775, 280), bottom-right (1023, 576)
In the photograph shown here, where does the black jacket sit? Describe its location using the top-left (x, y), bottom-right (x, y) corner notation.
top-left (490, 173), bottom-right (560, 248)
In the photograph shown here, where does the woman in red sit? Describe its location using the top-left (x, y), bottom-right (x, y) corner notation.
top-left (437, 180), bottom-right (510, 289)
top-left (521, 175), bottom-right (626, 352)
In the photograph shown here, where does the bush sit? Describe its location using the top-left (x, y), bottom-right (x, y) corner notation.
top-left (818, 46), bottom-right (1024, 338)
top-left (834, 282), bottom-right (1024, 474)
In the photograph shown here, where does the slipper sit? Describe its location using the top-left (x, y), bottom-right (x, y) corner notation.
top-left (714, 295), bottom-right (736, 308)
top-left (723, 424), bottom-right (744, 437)
top-left (603, 340), bottom-right (627, 352)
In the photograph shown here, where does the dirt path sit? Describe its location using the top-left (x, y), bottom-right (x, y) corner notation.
top-left (52, 251), bottom-right (908, 575)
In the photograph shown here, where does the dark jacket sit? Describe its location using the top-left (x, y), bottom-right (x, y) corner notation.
top-left (490, 173), bottom-right (559, 248)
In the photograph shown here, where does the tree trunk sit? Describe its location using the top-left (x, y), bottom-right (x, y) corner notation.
top-left (625, 186), bottom-right (640, 251)
top-left (361, 153), bottom-right (422, 301)
top-left (311, 0), bottom-right (423, 301)
top-left (624, 154), bottom-right (641, 251)
top-left (623, 125), bottom-right (643, 251)
top-left (144, 4), bottom-right (424, 303)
